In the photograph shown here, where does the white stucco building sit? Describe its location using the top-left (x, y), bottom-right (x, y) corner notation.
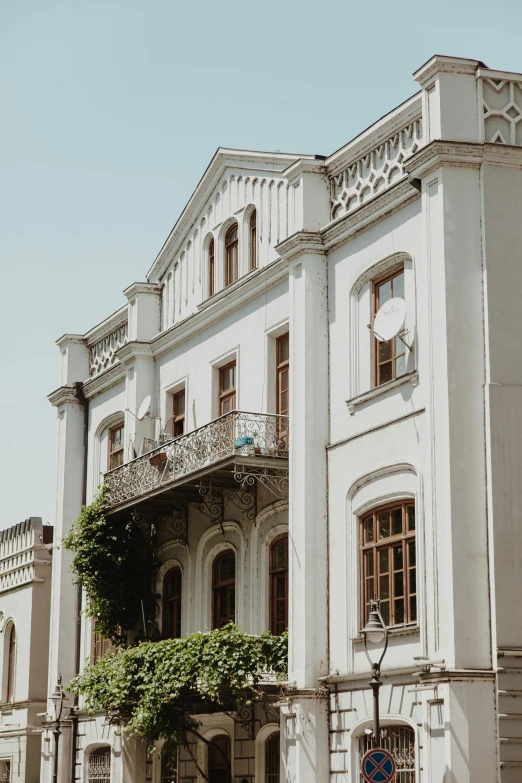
top-left (0, 518), bottom-right (53, 783)
top-left (44, 53), bottom-right (522, 782)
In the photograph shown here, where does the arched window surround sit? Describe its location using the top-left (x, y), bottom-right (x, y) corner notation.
top-left (84, 743), bottom-right (112, 783)
top-left (195, 523), bottom-right (244, 631)
top-left (347, 716), bottom-right (418, 783)
top-left (156, 546), bottom-right (190, 636)
top-left (255, 723), bottom-right (280, 783)
top-left (249, 501), bottom-right (288, 634)
top-left (195, 720), bottom-right (234, 783)
top-left (2, 621), bottom-right (16, 704)
top-left (224, 223), bottom-right (239, 287)
top-left (348, 252), bottom-right (417, 401)
top-left (92, 411), bottom-right (126, 496)
top-left (339, 464), bottom-right (425, 676)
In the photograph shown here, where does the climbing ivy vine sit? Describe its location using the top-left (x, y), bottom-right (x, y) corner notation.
top-left (62, 486), bottom-right (157, 645)
top-left (69, 625), bottom-right (288, 744)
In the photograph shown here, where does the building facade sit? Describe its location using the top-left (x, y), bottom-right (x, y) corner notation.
top-left (45, 54), bottom-right (522, 782)
top-left (0, 518), bottom-right (52, 783)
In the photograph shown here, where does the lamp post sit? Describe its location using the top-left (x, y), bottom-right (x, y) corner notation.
top-left (361, 598), bottom-right (389, 747)
top-left (50, 676), bottom-right (66, 783)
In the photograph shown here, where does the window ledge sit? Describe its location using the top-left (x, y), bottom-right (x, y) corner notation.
top-left (346, 371), bottom-right (419, 415)
top-left (353, 624), bottom-right (420, 643)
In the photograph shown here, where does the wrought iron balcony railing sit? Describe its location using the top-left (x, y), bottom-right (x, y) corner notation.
top-left (104, 411), bottom-right (289, 510)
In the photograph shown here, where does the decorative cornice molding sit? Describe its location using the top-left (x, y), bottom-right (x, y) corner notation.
top-left (321, 179), bottom-right (420, 252)
top-left (477, 67), bottom-right (522, 83)
top-left (152, 258), bottom-right (289, 357)
top-left (47, 385), bottom-right (81, 408)
top-left (115, 341), bottom-right (154, 365)
top-left (404, 140), bottom-right (484, 179)
top-left (413, 55), bottom-right (484, 86)
top-left (55, 334), bottom-right (85, 349)
top-left (82, 364), bottom-right (126, 400)
top-left (283, 157), bottom-right (327, 183)
top-left (275, 231), bottom-right (325, 261)
top-left (123, 282), bottom-right (162, 301)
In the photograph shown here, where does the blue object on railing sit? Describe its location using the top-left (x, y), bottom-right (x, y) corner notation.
top-left (235, 436), bottom-right (255, 447)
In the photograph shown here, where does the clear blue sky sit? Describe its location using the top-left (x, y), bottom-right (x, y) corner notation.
top-left (1, 0), bottom-right (521, 527)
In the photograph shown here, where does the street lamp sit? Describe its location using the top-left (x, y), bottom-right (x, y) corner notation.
top-left (49, 676), bottom-right (67, 783)
top-left (361, 598), bottom-right (388, 747)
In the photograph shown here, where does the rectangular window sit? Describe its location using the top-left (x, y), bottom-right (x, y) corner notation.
top-left (219, 362), bottom-right (236, 415)
top-left (276, 333), bottom-right (289, 417)
top-left (373, 266), bottom-right (406, 387)
top-left (91, 620), bottom-right (116, 664)
top-left (172, 390), bottom-right (185, 437)
top-left (270, 534), bottom-right (289, 635)
top-left (108, 424), bottom-right (124, 470)
top-left (360, 502), bottom-right (416, 628)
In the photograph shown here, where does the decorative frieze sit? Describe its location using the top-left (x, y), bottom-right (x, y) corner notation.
top-left (481, 76), bottom-right (522, 145)
top-left (88, 322), bottom-right (128, 377)
top-left (0, 518), bottom-right (51, 594)
top-left (330, 119), bottom-right (423, 221)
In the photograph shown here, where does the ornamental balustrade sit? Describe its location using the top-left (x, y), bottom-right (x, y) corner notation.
top-left (330, 118), bottom-right (423, 221)
top-left (481, 75), bottom-right (522, 145)
top-left (88, 322), bottom-right (128, 377)
top-left (105, 411), bottom-right (289, 509)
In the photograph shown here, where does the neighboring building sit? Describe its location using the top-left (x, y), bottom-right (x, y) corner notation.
top-left (45, 53), bottom-right (522, 783)
top-left (0, 519), bottom-right (53, 783)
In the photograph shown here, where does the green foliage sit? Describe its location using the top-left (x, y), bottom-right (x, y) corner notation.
top-left (69, 625), bottom-right (288, 743)
top-left (62, 486), bottom-right (156, 645)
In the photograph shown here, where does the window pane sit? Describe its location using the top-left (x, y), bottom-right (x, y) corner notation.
top-left (408, 540), bottom-right (416, 567)
top-left (396, 355), bottom-right (406, 377)
top-left (379, 362), bottom-right (393, 384)
top-left (365, 517), bottom-right (374, 543)
top-left (218, 555), bottom-right (234, 582)
top-left (410, 595), bottom-right (417, 622)
top-left (379, 548), bottom-right (389, 573)
top-left (221, 397), bottom-right (232, 414)
top-left (378, 280), bottom-right (391, 305)
top-left (394, 571), bottom-right (404, 597)
top-left (393, 271), bottom-right (404, 299)
top-left (379, 575), bottom-right (389, 600)
top-left (391, 508), bottom-right (402, 536)
top-left (378, 340), bottom-right (392, 362)
top-left (408, 506), bottom-right (415, 530)
top-left (394, 598), bottom-right (405, 624)
top-left (279, 336), bottom-right (289, 363)
top-left (380, 601), bottom-right (390, 625)
top-left (175, 393), bottom-right (185, 416)
top-left (393, 545), bottom-right (403, 571)
top-left (366, 551), bottom-right (374, 577)
top-left (410, 568), bottom-right (416, 595)
top-left (112, 428), bottom-right (122, 448)
top-left (379, 512), bottom-right (390, 539)
top-left (273, 539), bottom-right (288, 567)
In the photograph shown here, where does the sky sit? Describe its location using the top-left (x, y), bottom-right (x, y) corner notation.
top-left (1, 0), bottom-right (522, 527)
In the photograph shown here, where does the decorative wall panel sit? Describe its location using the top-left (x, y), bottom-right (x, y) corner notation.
top-left (482, 77), bottom-right (522, 145)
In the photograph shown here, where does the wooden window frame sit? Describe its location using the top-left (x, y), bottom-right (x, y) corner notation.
top-left (250, 210), bottom-right (257, 271)
top-left (270, 533), bottom-right (289, 635)
top-left (108, 423), bottom-right (124, 470)
top-left (163, 567), bottom-right (182, 639)
top-left (208, 237), bottom-right (215, 298)
top-left (212, 549), bottom-right (236, 629)
top-left (172, 390), bottom-right (185, 438)
top-left (224, 224), bottom-right (239, 287)
top-left (91, 620), bottom-right (116, 664)
top-left (276, 333), bottom-right (289, 417)
top-left (360, 500), bottom-right (416, 630)
top-left (372, 265), bottom-right (406, 387)
top-left (219, 361), bottom-right (236, 415)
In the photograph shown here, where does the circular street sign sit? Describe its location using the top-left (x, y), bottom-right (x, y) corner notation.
top-left (373, 297), bottom-right (407, 342)
top-left (361, 747), bottom-right (396, 783)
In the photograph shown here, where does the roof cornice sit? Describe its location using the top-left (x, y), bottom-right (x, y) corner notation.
top-left (413, 54), bottom-right (485, 86)
top-left (116, 341), bottom-right (154, 365)
top-left (47, 385), bottom-right (81, 408)
top-left (147, 148), bottom-right (316, 282)
top-left (276, 232), bottom-right (325, 262)
top-left (123, 282), bottom-right (161, 300)
top-left (55, 334), bottom-right (84, 349)
top-left (82, 364), bottom-right (126, 400)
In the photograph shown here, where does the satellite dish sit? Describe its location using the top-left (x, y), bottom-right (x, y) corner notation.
top-left (373, 297), bottom-right (407, 342)
top-left (137, 395), bottom-right (151, 420)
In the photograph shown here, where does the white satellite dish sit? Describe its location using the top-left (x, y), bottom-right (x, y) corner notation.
top-left (373, 297), bottom-right (407, 342)
top-left (137, 395), bottom-right (152, 421)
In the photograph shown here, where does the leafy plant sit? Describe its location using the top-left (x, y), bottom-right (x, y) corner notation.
top-left (62, 486), bottom-right (157, 644)
top-left (69, 625), bottom-right (288, 744)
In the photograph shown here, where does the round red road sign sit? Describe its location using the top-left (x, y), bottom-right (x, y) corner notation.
top-left (361, 747), bottom-right (396, 783)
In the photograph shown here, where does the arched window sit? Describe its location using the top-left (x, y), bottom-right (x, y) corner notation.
top-left (6, 624), bottom-right (15, 703)
top-left (163, 567), bottom-right (182, 639)
top-left (161, 744), bottom-right (178, 783)
top-left (224, 224), bottom-right (239, 287)
top-left (359, 725), bottom-right (415, 781)
top-left (360, 501), bottom-right (416, 628)
top-left (270, 535), bottom-right (288, 635)
top-left (250, 210), bottom-right (257, 271)
top-left (265, 731), bottom-right (280, 782)
top-left (108, 423), bottom-right (124, 470)
top-left (208, 734), bottom-right (231, 783)
top-left (212, 550), bottom-right (235, 629)
top-left (88, 747), bottom-right (111, 783)
top-left (373, 265), bottom-right (406, 387)
top-left (209, 237), bottom-right (215, 297)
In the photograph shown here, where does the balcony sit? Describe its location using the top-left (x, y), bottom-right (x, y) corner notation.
top-left (104, 411), bottom-right (289, 512)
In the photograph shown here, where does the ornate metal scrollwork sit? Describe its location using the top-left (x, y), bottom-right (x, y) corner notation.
top-left (191, 485), bottom-right (225, 533)
top-left (160, 503), bottom-right (188, 543)
top-left (233, 465), bottom-right (289, 499)
top-left (223, 487), bottom-right (257, 521)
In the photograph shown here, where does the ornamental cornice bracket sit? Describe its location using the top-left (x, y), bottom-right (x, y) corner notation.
top-left (47, 385), bottom-right (82, 408)
top-left (413, 55), bottom-right (485, 86)
top-left (115, 341), bottom-right (154, 365)
top-left (275, 231), bottom-right (325, 262)
top-left (123, 282), bottom-right (162, 301)
top-left (404, 140), bottom-right (484, 180)
top-left (55, 334), bottom-right (85, 349)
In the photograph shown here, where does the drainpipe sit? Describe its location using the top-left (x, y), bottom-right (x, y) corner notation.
top-left (70, 382), bottom-right (88, 783)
